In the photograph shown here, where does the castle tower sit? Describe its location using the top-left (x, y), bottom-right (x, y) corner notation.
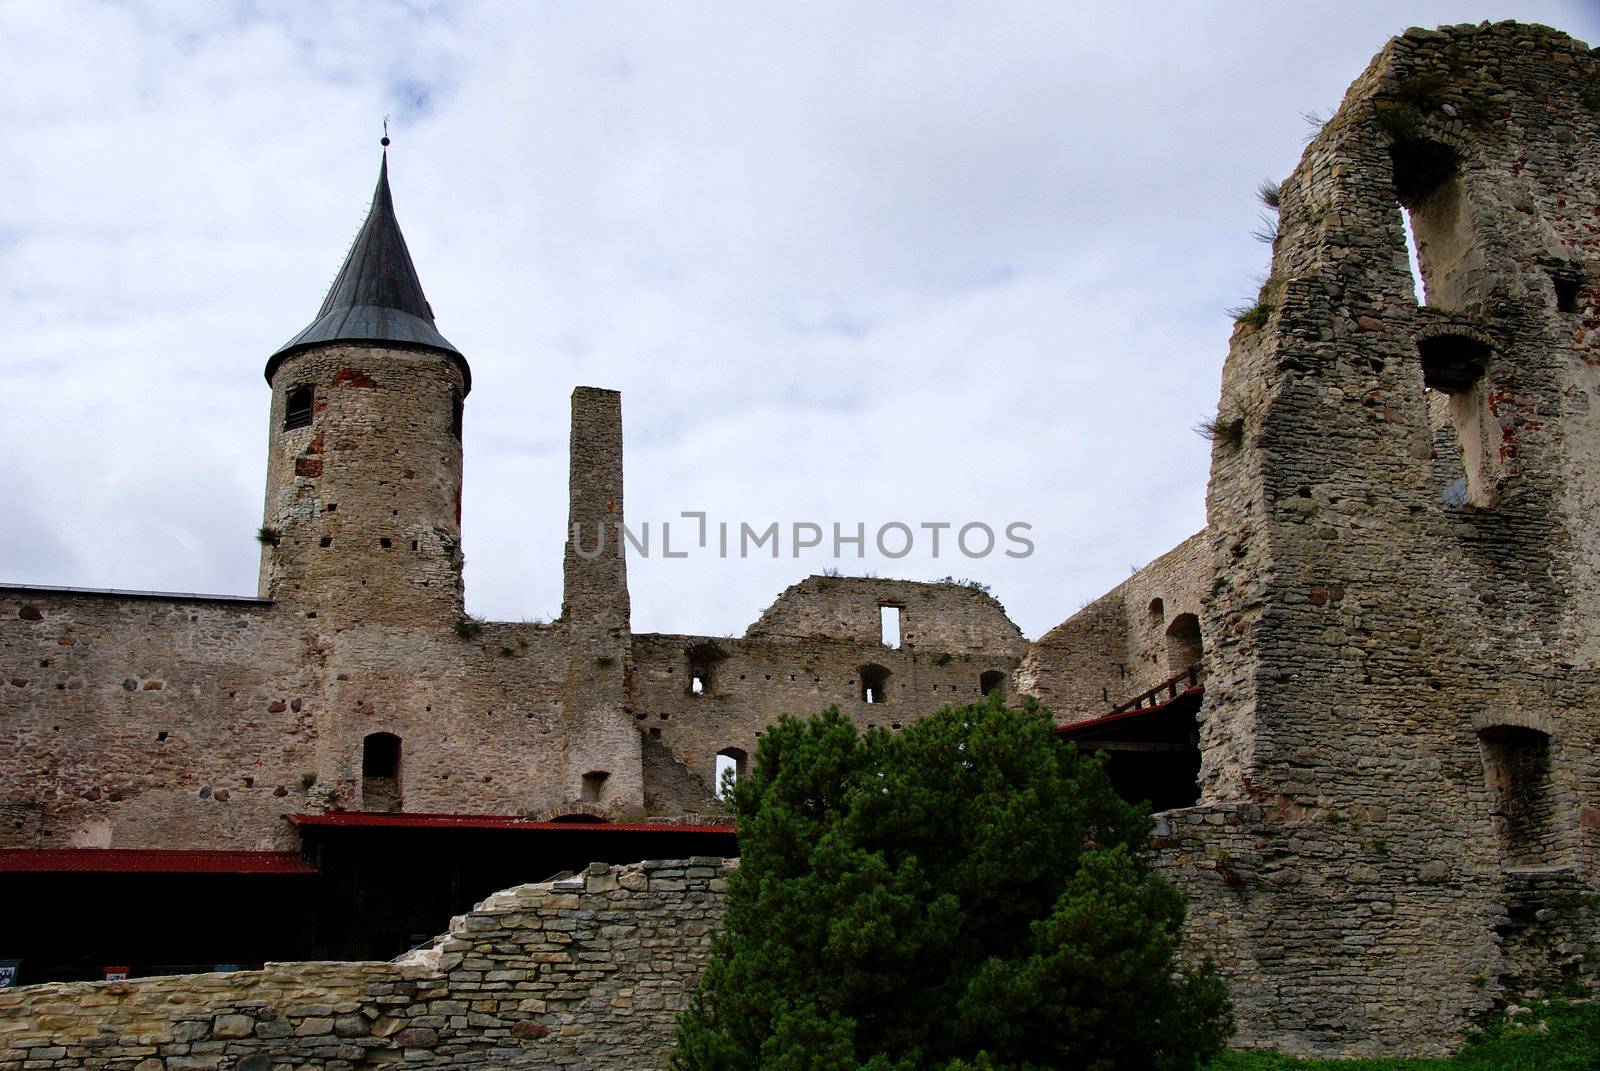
top-left (258, 151), bottom-right (470, 626)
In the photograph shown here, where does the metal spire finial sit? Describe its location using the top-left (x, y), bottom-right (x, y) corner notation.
top-left (381, 115), bottom-right (391, 148)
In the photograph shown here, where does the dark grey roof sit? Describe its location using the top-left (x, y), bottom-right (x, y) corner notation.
top-left (266, 153), bottom-right (469, 391)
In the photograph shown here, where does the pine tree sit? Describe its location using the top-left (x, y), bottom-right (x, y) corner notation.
top-left (671, 695), bottom-right (1232, 1071)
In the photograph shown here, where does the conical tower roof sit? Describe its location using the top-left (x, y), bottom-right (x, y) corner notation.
top-left (266, 152), bottom-right (468, 390)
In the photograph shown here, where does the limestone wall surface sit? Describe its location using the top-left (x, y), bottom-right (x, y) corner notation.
top-left (632, 576), bottom-right (1026, 792)
top-left (1176, 20), bottom-right (1600, 1055)
top-left (1016, 531), bottom-right (1212, 721)
top-left (0, 858), bottom-right (731, 1070)
top-left (0, 587), bottom-right (581, 848)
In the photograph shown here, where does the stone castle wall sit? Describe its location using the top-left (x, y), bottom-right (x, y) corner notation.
top-left (1179, 20), bottom-right (1600, 1055)
top-left (0, 858), bottom-right (731, 1070)
top-left (632, 575), bottom-right (1026, 792)
top-left (1015, 530), bottom-right (1211, 721)
top-left (0, 586), bottom-right (580, 847)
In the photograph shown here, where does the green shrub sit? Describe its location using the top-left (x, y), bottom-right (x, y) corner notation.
top-left (672, 697), bottom-right (1233, 1071)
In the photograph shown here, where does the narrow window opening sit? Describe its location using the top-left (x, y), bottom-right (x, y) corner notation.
top-left (450, 389), bottom-right (464, 441)
top-left (1389, 135), bottom-right (1476, 311)
top-left (649, 727), bottom-right (661, 739)
top-left (1552, 273), bottom-right (1581, 314)
top-left (860, 664), bottom-right (890, 704)
top-left (319, 536), bottom-right (333, 548)
top-left (1147, 597), bottom-right (1164, 622)
top-left (979, 670), bottom-right (1006, 697)
top-left (361, 732), bottom-right (401, 812)
top-left (1165, 613), bottom-right (1203, 673)
top-left (685, 642), bottom-right (725, 698)
top-left (410, 539), bottom-right (420, 552)
top-left (1400, 207), bottom-right (1426, 305)
top-left (1419, 334), bottom-right (1498, 508)
top-left (715, 747), bottom-right (748, 800)
top-left (581, 770), bottom-right (609, 804)
top-left (1477, 726), bottom-right (1562, 867)
top-left (284, 385), bottom-right (314, 431)
top-left (880, 605), bottom-right (902, 649)
top-left (325, 503), bottom-right (337, 512)
top-left (378, 537), bottom-right (392, 549)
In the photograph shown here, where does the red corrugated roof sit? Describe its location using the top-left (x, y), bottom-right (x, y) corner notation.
top-left (1056, 686), bottom-right (1204, 738)
top-left (288, 811), bottom-right (736, 833)
top-left (0, 849), bottom-right (315, 874)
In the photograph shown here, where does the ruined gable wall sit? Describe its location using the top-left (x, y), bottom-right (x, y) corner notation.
top-left (635, 577), bottom-right (1027, 794)
top-left (0, 858), bottom-right (732, 1071)
top-left (1016, 531), bottom-right (1212, 721)
top-left (1178, 21), bottom-right (1600, 1055)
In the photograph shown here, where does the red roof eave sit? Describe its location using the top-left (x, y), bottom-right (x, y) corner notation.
top-left (287, 811), bottom-right (736, 834)
top-left (0, 849), bottom-right (315, 875)
top-left (1055, 686), bottom-right (1204, 738)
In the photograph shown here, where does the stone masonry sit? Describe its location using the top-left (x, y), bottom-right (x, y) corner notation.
top-left (2, 19), bottom-right (1599, 1061)
top-left (0, 858), bottom-right (731, 1070)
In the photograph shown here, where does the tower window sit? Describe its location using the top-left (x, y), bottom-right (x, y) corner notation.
top-left (581, 770), bottom-right (609, 804)
top-left (450, 389), bottom-right (464, 441)
top-left (1478, 726), bottom-right (1561, 867)
top-left (1552, 273), bottom-right (1581, 314)
top-left (980, 670), bottom-right (1006, 697)
top-left (284, 385), bottom-right (314, 430)
top-left (1420, 334), bottom-right (1499, 508)
top-left (860, 663), bottom-right (890, 704)
top-left (880, 605), bottom-right (902, 649)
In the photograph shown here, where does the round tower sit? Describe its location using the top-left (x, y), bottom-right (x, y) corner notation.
top-left (258, 151), bottom-right (470, 626)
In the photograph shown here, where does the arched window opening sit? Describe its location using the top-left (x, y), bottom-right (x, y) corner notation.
top-left (284, 385), bottom-right (314, 431)
top-left (1164, 614), bottom-right (1202, 672)
top-left (860, 664), bottom-right (890, 705)
top-left (361, 732), bottom-right (401, 812)
top-left (715, 747), bottom-right (748, 801)
top-left (450, 388), bottom-right (464, 441)
top-left (581, 770), bottom-right (610, 804)
top-left (1420, 333), bottom-right (1498, 508)
top-left (1147, 597), bottom-right (1164, 622)
top-left (979, 670), bottom-right (1006, 697)
top-left (1478, 726), bottom-right (1562, 867)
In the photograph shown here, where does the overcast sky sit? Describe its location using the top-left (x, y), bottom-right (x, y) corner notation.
top-left (2, 1), bottom-right (1596, 640)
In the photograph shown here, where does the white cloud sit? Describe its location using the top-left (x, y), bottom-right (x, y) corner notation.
top-left (1, 0), bottom-right (1595, 638)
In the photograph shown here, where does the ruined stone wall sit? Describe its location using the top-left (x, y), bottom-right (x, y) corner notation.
top-left (0, 587), bottom-right (582, 848)
top-left (1017, 531), bottom-right (1212, 722)
top-left (0, 858), bottom-right (732, 1070)
top-left (1174, 21), bottom-right (1600, 1056)
top-left (561, 387), bottom-right (643, 815)
top-left (633, 576), bottom-right (1026, 794)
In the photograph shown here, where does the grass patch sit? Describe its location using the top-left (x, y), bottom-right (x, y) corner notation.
top-left (1195, 415), bottom-right (1245, 450)
top-left (256, 525), bottom-right (281, 547)
top-left (1206, 1002), bottom-right (1600, 1070)
top-left (1257, 179), bottom-right (1282, 210)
